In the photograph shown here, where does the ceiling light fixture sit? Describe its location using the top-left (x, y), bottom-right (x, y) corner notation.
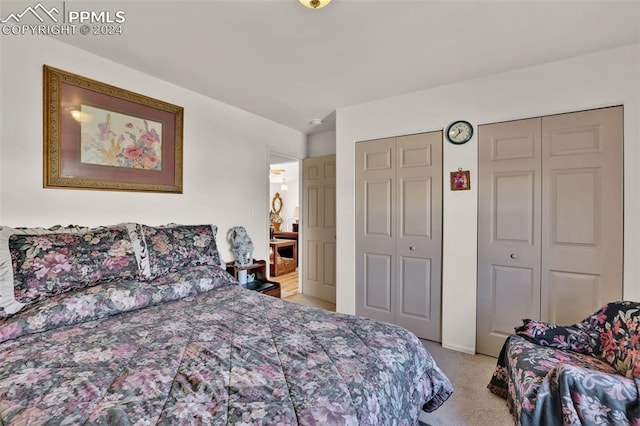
top-left (281, 178), bottom-right (288, 192)
top-left (299, 0), bottom-right (331, 9)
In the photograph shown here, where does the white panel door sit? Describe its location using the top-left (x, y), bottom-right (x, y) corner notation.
top-left (302, 155), bottom-right (336, 303)
top-left (356, 137), bottom-right (396, 325)
top-left (541, 106), bottom-right (623, 325)
top-left (356, 132), bottom-right (442, 341)
top-left (395, 133), bottom-right (442, 341)
top-left (476, 118), bottom-right (542, 357)
top-left (477, 106), bottom-right (623, 357)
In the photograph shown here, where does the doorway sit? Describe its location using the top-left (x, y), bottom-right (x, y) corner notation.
top-left (269, 153), bottom-right (301, 297)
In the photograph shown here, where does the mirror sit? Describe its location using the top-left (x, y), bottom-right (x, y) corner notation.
top-left (271, 192), bottom-right (283, 214)
top-left (270, 192), bottom-right (284, 231)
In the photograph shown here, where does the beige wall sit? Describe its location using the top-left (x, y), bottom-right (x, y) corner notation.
top-left (336, 44), bottom-right (640, 353)
top-left (307, 130), bottom-right (336, 157)
top-left (0, 35), bottom-right (306, 263)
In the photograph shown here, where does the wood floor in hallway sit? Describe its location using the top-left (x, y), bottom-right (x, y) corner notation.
top-left (276, 270), bottom-right (298, 297)
top-left (275, 270), bottom-right (336, 312)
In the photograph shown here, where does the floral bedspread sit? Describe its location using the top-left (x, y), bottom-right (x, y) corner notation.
top-left (0, 266), bottom-right (452, 425)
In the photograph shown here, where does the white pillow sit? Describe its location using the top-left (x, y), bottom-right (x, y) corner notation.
top-left (0, 225), bottom-right (88, 317)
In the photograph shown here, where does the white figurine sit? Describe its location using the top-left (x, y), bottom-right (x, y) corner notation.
top-left (228, 226), bottom-right (254, 267)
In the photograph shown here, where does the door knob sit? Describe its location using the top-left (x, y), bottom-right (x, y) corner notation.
top-left (510, 253), bottom-right (518, 259)
top-left (409, 246), bottom-right (415, 251)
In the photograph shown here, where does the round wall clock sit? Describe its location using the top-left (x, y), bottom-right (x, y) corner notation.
top-left (446, 120), bottom-right (473, 144)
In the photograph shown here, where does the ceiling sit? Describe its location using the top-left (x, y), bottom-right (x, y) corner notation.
top-left (51, 0), bottom-right (640, 135)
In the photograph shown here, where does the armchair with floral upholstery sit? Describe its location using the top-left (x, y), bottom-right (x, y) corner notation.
top-left (488, 300), bottom-right (640, 425)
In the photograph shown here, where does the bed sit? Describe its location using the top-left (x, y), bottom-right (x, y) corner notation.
top-left (0, 223), bottom-right (452, 424)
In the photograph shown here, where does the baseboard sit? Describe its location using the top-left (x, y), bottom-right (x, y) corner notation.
top-left (441, 342), bottom-right (475, 355)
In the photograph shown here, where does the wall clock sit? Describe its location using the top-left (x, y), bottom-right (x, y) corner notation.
top-left (446, 120), bottom-right (473, 144)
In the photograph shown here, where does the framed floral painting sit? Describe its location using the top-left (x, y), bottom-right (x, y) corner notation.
top-left (43, 65), bottom-right (183, 193)
top-left (450, 169), bottom-right (471, 191)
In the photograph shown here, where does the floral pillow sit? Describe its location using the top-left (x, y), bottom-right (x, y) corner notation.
top-left (138, 224), bottom-right (222, 280)
top-left (0, 225), bottom-right (88, 318)
top-left (10, 226), bottom-right (138, 305)
top-left (586, 301), bottom-right (640, 378)
top-left (515, 318), bottom-right (598, 355)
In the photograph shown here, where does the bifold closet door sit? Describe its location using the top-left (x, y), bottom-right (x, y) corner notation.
top-left (355, 132), bottom-right (443, 342)
top-left (356, 137), bottom-right (396, 326)
top-left (477, 106), bottom-right (623, 357)
top-left (540, 107), bottom-right (623, 325)
top-left (476, 118), bottom-right (542, 357)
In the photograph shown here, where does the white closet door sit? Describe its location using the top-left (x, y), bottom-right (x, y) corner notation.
top-left (476, 118), bottom-right (542, 357)
top-left (395, 132), bottom-right (442, 341)
top-left (540, 106), bottom-right (623, 325)
top-left (356, 132), bottom-right (443, 342)
top-left (356, 137), bottom-right (397, 325)
top-left (477, 106), bottom-right (623, 357)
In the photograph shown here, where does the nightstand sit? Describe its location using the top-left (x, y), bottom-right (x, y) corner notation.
top-left (226, 260), bottom-right (281, 298)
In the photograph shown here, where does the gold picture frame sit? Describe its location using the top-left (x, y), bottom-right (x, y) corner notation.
top-left (450, 169), bottom-right (471, 191)
top-left (43, 65), bottom-right (184, 193)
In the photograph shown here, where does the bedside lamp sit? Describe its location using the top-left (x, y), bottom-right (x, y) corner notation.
top-left (292, 206), bottom-right (299, 232)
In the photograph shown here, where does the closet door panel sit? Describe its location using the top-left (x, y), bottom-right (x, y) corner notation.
top-left (541, 106), bottom-right (623, 324)
top-left (364, 253), bottom-right (393, 313)
top-left (400, 256), bottom-right (432, 318)
top-left (401, 178), bottom-right (432, 238)
top-left (477, 118), bottom-right (542, 357)
top-left (547, 270), bottom-right (600, 325)
top-left (396, 132), bottom-right (442, 341)
top-left (491, 265), bottom-right (536, 337)
top-left (365, 180), bottom-right (392, 237)
top-left (356, 138), bottom-right (396, 324)
top-left (494, 171), bottom-right (535, 244)
top-left (551, 169), bottom-right (599, 246)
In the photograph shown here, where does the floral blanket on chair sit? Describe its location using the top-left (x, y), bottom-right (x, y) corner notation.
top-left (488, 301), bottom-right (640, 425)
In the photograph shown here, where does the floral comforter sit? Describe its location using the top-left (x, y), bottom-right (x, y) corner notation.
top-left (0, 266), bottom-right (452, 425)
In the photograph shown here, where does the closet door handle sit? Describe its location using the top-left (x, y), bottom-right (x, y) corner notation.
top-left (409, 246), bottom-right (415, 251)
top-left (510, 253), bottom-right (519, 259)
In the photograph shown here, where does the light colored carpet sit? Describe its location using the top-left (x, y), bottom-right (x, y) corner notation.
top-left (419, 340), bottom-right (514, 426)
top-left (282, 293), bottom-right (336, 311)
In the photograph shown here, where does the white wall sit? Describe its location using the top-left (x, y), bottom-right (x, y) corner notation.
top-left (336, 44), bottom-right (640, 354)
top-left (0, 35), bottom-right (306, 263)
top-left (308, 130), bottom-right (336, 157)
